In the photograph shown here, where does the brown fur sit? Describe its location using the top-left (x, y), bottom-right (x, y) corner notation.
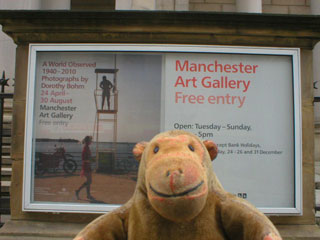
top-left (74, 130), bottom-right (282, 240)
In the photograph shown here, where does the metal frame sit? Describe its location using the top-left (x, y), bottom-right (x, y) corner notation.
top-left (23, 44), bottom-right (302, 214)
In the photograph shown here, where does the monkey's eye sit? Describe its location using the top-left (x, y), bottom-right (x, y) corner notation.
top-left (188, 144), bottom-right (195, 152)
top-left (153, 146), bottom-right (159, 153)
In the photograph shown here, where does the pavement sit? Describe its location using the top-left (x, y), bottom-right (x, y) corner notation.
top-left (0, 220), bottom-right (85, 240)
top-left (0, 163), bottom-right (319, 239)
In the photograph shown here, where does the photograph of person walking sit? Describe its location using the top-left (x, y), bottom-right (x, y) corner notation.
top-left (76, 136), bottom-right (94, 200)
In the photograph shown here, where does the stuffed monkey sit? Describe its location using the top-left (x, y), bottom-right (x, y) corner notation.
top-left (74, 130), bottom-right (282, 240)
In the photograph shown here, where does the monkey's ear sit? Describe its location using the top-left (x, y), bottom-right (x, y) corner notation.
top-left (203, 140), bottom-right (218, 161)
top-left (132, 142), bottom-right (148, 162)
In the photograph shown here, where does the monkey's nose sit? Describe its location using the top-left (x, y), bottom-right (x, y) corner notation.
top-left (166, 169), bottom-right (184, 192)
top-left (166, 169), bottom-right (183, 177)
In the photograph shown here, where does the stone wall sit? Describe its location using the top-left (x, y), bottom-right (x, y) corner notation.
top-left (263, 0), bottom-right (310, 14)
top-left (190, 0), bottom-right (311, 14)
top-left (190, 0), bottom-right (236, 12)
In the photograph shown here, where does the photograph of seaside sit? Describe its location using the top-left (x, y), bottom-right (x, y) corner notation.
top-left (32, 52), bottom-right (162, 204)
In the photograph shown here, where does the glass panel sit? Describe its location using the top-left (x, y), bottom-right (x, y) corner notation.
top-left (24, 45), bottom-right (301, 214)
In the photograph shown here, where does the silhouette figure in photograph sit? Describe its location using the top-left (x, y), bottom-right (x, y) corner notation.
top-left (100, 76), bottom-right (114, 110)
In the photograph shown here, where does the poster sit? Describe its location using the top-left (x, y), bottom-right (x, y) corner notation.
top-left (162, 52), bottom-right (299, 212)
top-left (24, 44), bottom-right (301, 214)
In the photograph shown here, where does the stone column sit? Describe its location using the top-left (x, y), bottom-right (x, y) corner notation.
top-left (131, 0), bottom-right (156, 10)
top-left (41, 0), bottom-right (71, 10)
top-left (116, 0), bottom-right (132, 9)
top-left (123, 0), bottom-right (188, 10)
top-left (311, 0), bottom-right (320, 161)
top-left (236, 0), bottom-right (261, 13)
top-left (19, 0), bottom-right (41, 9)
top-left (311, 0), bottom-right (320, 14)
top-left (174, 0), bottom-right (188, 11)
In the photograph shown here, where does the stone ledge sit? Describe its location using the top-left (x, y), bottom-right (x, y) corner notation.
top-left (0, 220), bottom-right (320, 239)
top-left (0, 237), bottom-right (71, 240)
top-left (1, 11), bottom-right (320, 48)
top-left (278, 224), bottom-right (320, 240)
top-left (0, 220), bottom-right (86, 239)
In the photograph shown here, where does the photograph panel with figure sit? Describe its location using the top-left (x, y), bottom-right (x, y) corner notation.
top-left (32, 52), bottom-right (162, 205)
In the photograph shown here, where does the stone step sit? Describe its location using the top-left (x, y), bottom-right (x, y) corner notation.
top-left (316, 211), bottom-right (320, 225)
top-left (1, 145), bottom-right (10, 154)
top-left (1, 129), bottom-right (11, 137)
top-left (1, 181), bottom-right (10, 193)
top-left (316, 189), bottom-right (320, 211)
top-left (0, 196), bottom-right (10, 214)
top-left (1, 167), bottom-right (11, 176)
top-left (313, 161), bottom-right (319, 227)
top-left (1, 175), bottom-right (11, 182)
top-left (0, 237), bottom-right (72, 240)
top-left (2, 122), bottom-right (11, 129)
top-left (2, 155), bottom-right (12, 165)
top-left (315, 161), bottom-right (320, 190)
top-left (1, 167), bottom-right (12, 182)
top-left (2, 116), bottom-right (12, 124)
top-left (277, 224), bottom-right (320, 239)
top-left (0, 220), bottom-right (86, 240)
top-left (3, 99), bottom-right (13, 109)
top-left (1, 221), bottom-right (319, 240)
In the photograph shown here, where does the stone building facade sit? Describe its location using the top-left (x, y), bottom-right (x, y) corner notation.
top-left (0, 1), bottom-right (320, 239)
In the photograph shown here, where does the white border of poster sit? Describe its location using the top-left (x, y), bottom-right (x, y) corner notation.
top-left (23, 44), bottom-right (302, 215)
